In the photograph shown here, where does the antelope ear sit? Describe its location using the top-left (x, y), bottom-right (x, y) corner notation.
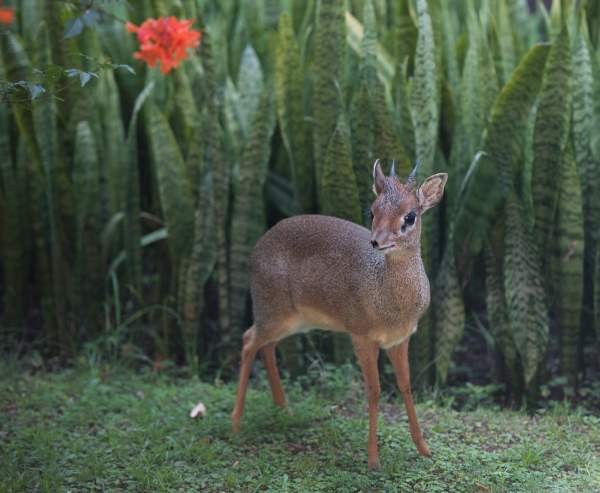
top-left (372, 160), bottom-right (386, 195)
top-left (417, 173), bottom-right (448, 213)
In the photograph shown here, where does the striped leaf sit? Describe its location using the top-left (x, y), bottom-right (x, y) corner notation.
top-left (73, 121), bottom-right (103, 327)
top-left (0, 102), bottom-right (27, 326)
top-left (454, 43), bottom-right (550, 257)
top-left (99, 70), bottom-right (126, 218)
top-left (350, 79), bottom-right (375, 216)
top-left (504, 194), bottom-right (549, 386)
top-left (229, 87), bottom-right (276, 335)
top-left (237, 45), bottom-right (264, 134)
top-left (433, 243), bottom-right (465, 383)
top-left (313, 0), bottom-right (345, 196)
top-left (182, 165), bottom-right (217, 372)
top-left (275, 12), bottom-right (314, 212)
top-left (200, 27), bottom-right (231, 334)
top-left (321, 116), bottom-right (363, 225)
top-left (124, 83), bottom-right (154, 291)
top-left (496, 0), bottom-right (517, 85)
top-left (484, 243), bottom-right (522, 401)
top-left (392, 0), bottom-right (416, 70)
top-left (410, 0), bottom-right (439, 179)
top-left (532, 25), bottom-right (572, 264)
top-left (552, 147), bottom-right (584, 388)
top-left (146, 104), bottom-right (195, 261)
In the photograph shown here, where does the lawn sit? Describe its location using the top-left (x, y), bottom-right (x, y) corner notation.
top-left (1, 363), bottom-right (599, 493)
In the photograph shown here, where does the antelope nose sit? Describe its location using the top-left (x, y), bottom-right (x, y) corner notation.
top-left (371, 239), bottom-right (378, 248)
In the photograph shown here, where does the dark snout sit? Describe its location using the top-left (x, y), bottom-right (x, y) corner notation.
top-left (370, 233), bottom-right (395, 251)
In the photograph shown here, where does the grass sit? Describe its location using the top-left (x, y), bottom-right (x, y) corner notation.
top-left (0, 362), bottom-right (599, 493)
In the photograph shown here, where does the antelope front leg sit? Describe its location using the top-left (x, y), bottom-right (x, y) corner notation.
top-left (352, 336), bottom-right (381, 470)
top-left (386, 338), bottom-right (431, 457)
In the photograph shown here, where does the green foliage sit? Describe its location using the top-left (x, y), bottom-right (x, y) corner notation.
top-left (313, 0), bottom-right (345, 197)
top-left (504, 194), bottom-right (549, 386)
top-left (552, 147), bottom-right (584, 388)
top-left (146, 103), bottom-right (195, 261)
top-left (454, 43), bottom-right (550, 258)
top-left (229, 86), bottom-right (276, 334)
top-left (433, 243), bottom-right (465, 383)
top-left (410, 0), bottom-right (438, 178)
top-left (532, 25), bottom-right (572, 263)
top-left (1, 367), bottom-right (599, 492)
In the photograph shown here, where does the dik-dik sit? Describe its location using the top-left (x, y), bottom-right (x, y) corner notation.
top-left (232, 159), bottom-right (447, 469)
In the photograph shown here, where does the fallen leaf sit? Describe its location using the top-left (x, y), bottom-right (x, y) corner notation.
top-left (190, 401), bottom-right (206, 419)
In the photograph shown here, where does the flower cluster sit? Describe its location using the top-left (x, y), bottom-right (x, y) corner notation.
top-left (126, 16), bottom-right (201, 74)
top-left (0, 0), bottom-right (14, 25)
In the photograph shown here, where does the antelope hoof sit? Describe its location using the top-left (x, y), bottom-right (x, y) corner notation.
top-left (417, 442), bottom-right (432, 458)
top-left (368, 458), bottom-right (381, 470)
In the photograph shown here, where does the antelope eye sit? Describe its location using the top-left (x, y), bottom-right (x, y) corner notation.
top-left (404, 211), bottom-right (416, 226)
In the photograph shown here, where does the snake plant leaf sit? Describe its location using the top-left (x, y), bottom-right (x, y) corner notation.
top-left (98, 70), bottom-right (126, 218)
top-left (146, 103), bottom-right (195, 261)
top-left (484, 243), bottom-right (522, 400)
top-left (182, 165), bottom-right (217, 372)
top-left (33, 23), bottom-right (71, 340)
top-left (237, 45), bottom-right (264, 134)
top-left (321, 115), bottom-right (363, 225)
top-left (496, 0), bottom-right (517, 85)
top-left (350, 79), bottom-right (374, 217)
top-left (410, 0), bottom-right (439, 179)
top-left (313, 0), bottom-right (345, 196)
top-left (504, 193), bottom-right (549, 386)
top-left (453, 43), bottom-right (550, 258)
top-left (0, 103), bottom-right (27, 326)
top-left (73, 120), bottom-right (103, 328)
top-left (434, 243), bottom-right (465, 383)
top-left (391, 0), bottom-right (416, 72)
top-left (275, 12), bottom-right (314, 212)
top-left (438, 0), bottom-right (460, 100)
top-left (361, 0), bottom-right (410, 177)
top-left (124, 83), bottom-right (154, 291)
top-left (200, 26), bottom-right (231, 335)
top-left (551, 146), bottom-right (584, 389)
top-left (532, 24), bottom-right (572, 265)
top-left (229, 87), bottom-right (276, 335)
top-left (393, 61), bottom-right (416, 163)
top-left (571, 21), bottom-right (599, 342)
top-left (173, 68), bottom-right (200, 158)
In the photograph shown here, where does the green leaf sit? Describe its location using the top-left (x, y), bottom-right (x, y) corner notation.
top-left (454, 43), bottom-right (550, 257)
top-left (313, 0), bottom-right (345, 197)
top-left (484, 243), bottom-right (521, 398)
top-left (410, 0), bottom-right (439, 178)
top-left (321, 115), bottom-right (363, 225)
top-left (146, 103), bottom-right (195, 261)
top-left (434, 243), bottom-right (465, 383)
top-left (229, 86), bottom-right (276, 333)
top-left (551, 147), bottom-right (584, 388)
top-left (275, 12), bottom-right (314, 212)
top-left (504, 194), bottom-right (549, 386)
top-left (532, 25), bottom-right (572, 261)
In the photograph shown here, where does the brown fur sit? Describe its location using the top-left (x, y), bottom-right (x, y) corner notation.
top-left (231, 161), bottom-right (447, 469)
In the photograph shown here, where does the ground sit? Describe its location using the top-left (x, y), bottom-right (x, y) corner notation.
top-left (1, 363), bottom-right (599, 492)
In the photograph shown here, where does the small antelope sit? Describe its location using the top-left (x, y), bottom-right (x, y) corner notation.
top-left (232, 159), bottom-right (447, 469)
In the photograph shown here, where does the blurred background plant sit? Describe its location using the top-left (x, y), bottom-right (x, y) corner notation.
top-left (0, 0), bottom-right (599, 408)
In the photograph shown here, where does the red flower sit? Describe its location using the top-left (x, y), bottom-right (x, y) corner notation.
top-left (0, 1), bottom-right (14, 25)
top-left (126, 16), bottom-right (201, 74)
